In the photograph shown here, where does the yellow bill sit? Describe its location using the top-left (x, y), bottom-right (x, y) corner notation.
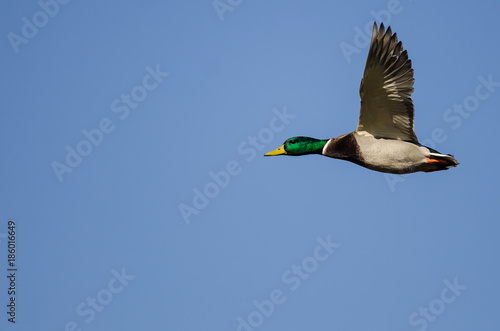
top-left (264, 144), bottom-right (287, 156)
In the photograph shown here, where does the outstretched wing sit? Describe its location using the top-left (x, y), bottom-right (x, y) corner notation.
top-left (356, 23), bottom-right (418, 143)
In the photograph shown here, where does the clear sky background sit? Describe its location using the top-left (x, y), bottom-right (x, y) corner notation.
top-left (1, 1), bottom-right (499, 330)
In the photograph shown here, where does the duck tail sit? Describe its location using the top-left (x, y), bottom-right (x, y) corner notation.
top-left (424, 153), bottom-right (459, 172)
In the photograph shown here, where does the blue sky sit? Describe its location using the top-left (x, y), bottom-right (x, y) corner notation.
top-left (1, 1), bottom-right (499, 330)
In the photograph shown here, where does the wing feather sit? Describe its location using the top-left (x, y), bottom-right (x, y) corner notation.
top-left (356, 23), bottom-right (418, 143)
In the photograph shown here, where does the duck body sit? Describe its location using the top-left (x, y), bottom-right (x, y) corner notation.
top-left (265, 22), bottom-right (459, 174)
top-left (265, 23), bottom-right (458, 174)
top-left (322, 132), bottom-right (457, 174)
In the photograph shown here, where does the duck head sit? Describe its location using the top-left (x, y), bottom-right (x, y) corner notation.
top-left (264, 137), bottom-right (327, 156)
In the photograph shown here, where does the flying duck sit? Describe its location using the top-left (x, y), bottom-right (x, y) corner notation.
top-left (265, 23), bottom-right (458, 174)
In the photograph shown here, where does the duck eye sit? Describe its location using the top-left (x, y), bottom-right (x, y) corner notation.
top-left (289, 140), bottom-right (296, 145)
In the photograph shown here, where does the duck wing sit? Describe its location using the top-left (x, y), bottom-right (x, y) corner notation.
top-left (356, 23), bottom-right (418, 143)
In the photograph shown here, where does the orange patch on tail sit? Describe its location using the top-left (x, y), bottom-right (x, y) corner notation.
top-left (426, 158), bottom-right (448, 165)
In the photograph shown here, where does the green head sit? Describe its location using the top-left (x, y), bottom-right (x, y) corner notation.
top-left (264, 137), bottom-right (328, 156)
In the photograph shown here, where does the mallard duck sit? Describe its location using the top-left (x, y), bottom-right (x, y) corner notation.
top-left (265, 23), bottom-right (458, 174)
